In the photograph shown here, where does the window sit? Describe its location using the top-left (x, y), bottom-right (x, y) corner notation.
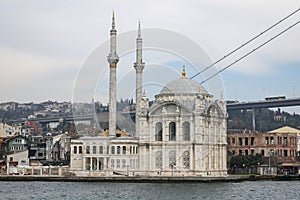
top-left (265, 137), bottom-right (269, 145)
top-left (182, 122), bottom-right (190, 141)
top-left (270, 137), bottom-right (274, 144)
top-left (117, 146), bottom-right (121, 154)
top-left (93, 146), bottom-right (96, 154)
top-left (79, 146), bottom-right (82, 154)
top-left (116, 159), bottom-right (120, 168)
top-left (245, 137), bottom-right (248, 146)
top-left (130, 146), bottom-right (132, 154)
top-left (111, 146), bottom-right (115, 154)
top-left (169, 122), bottom-right (176, 141)
top-left (122, 159), bottom-right (126, 168)
top-left (155, 151), bottom-right (162, 169)
top-left (111, 159), bottom-right (114, 168)
top-left (232, 138), bottom-right (235, 144)
top-left (239, 150), bottom-right (243, 155)
top-left (261, 150), bottom-right (265, 156)
top-left (245, 150), bottom-right (248, 155)
top-left (232, 150), bottom-right (235, 155)
top-left (251, 149), bottom-right (255, 155)
top-left (251, 137), bottom-right (255, 146)
top-left (86, 146), bottom-right (90, 154)
top-left (99, 146), bottom-right (103, 154)
top-left (279, 137), bottom-right (282, 145)
top-left (169, 150), bottom-right (176, 169)
top-left (182, 151), bottom-right (190, 169)
top-left (284, 150), bottom-right (288, 157)
top-left (122, 146), bottom-right (126, 155)
top-left (239, 137), bottom-right (242, 146)
top-left (155, 122), bottom-right (163, 141)
top-left (284, 137), bottom-right (288, 146)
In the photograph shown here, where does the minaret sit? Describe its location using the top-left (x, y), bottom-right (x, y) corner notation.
top-left (107, 12), bottom-right (119, 137)
top-left (134, 21), bottom-right (145, 136)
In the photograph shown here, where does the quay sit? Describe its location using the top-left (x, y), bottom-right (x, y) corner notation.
top-left (0, 175), bottom-right (298, 182)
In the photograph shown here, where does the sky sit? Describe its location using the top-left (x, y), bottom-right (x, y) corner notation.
top-left (1, 0), bottom-right (300, 112)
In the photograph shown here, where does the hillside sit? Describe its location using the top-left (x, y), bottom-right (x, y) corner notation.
top-left (228, 108), bottom-right (300, 132)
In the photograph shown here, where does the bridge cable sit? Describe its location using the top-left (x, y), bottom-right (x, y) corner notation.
top-left (200, 19), bottom-right (300, 85)
top-left (190, 7), bottom-right (300, 80)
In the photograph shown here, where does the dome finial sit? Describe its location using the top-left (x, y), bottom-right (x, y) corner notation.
top-left (181, 65), bottom-right (187, 79)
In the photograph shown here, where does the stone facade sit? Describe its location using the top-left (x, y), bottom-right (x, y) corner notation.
top-left (137, 73), bottom-right (227, 176)
top-left (227, 126), bottom-right (299, 163)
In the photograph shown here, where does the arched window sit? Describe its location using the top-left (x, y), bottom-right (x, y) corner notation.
top-left (79, 146), bottom-right (82, 154)
top-left (155, 122), bottom-right (163, 141)
top-left (182, 122), bottom-right (190, 141)
top-left (169, 122), bottom-right (176, 141)
top-left (111, 146), bottom-right (115, 154)
top-left (86, 146), bottom-right (90, 154)
top-left (169, 150), bottom-right (176, 169)
top-left (74, 146), bottom-right (77, 154)
top-left (99, 146), bottom-right (103, 154)
top-left (155, 151), bottom-right (162, 169)
top-left (182, 151), bottom-right (190, 169)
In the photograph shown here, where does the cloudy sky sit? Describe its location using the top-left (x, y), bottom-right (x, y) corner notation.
top-left (1, 0), bottom-right (300, 112)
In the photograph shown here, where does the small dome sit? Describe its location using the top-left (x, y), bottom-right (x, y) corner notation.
top-left (160, 78), bottom-right (207, 95)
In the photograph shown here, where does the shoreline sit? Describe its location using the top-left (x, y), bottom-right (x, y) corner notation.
top-left (0, 174), bottom-right (298, 182)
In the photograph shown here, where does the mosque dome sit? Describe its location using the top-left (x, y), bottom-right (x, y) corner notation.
top-left (159, 67), bottom-right (208, 95)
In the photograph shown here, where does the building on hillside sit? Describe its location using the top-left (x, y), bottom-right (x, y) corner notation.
top-left (70, 14), bottom-right (227, 177)
top-left (22, 121), bottom-right (43, 136)
top-left (1, 135), bottom-right (29, 159)
top-left (227, 126), bottom-right (299, 164)
top-left (45, 133), bottom-right (74, 163)
top-left (0, 122), bottom-right (22, 137)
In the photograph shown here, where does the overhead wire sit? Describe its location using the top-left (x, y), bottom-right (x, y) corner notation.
top-left (190, 7), bottom-right (300, 80)
top-left (200, 19), bottom-right (300, 85)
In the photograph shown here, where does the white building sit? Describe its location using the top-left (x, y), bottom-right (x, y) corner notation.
top-left (70, 136), bottom-right (138, 176)
top-left (70, 14), bottom-right (227, 177)
top-left (0, 122), bottom-right (22, 137)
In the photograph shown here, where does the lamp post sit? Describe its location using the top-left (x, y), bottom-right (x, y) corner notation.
top-left (170, 163), bottom-right (175, 177)
top-left (127, 165), bottom-right (129, 176)
top-left (269, 150), bottom-right (273, 175)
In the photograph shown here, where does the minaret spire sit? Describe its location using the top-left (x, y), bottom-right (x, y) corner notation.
top-left (112, 11), bottom-right (116, 29)
top-left (107, 12), bottom-right (119, 137)
top-left (138, 20), bottom-right (141, 38)
top-left (134, 21), bottom-right (145, 136)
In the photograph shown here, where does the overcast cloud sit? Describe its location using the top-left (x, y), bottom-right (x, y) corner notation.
top-left (0, 0), bottom-right (300, 114)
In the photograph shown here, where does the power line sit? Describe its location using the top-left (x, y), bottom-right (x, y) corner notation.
top-left (190, 7), bottom-right (300, 80)
top-left (200, 19), bottom-right (300, 85)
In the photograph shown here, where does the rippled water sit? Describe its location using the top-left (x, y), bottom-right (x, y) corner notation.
top-left (0, 180), bottom-right (299, 200)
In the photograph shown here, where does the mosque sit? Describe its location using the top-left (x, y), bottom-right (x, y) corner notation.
top-left (70, 14), bottom-right (227, 177)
